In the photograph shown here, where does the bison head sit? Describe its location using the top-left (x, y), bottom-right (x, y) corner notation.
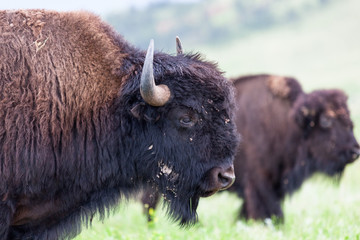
top-left (293, 89), bottom-right (359, 175)
top-left (120, 39), bottom-right (239, 225)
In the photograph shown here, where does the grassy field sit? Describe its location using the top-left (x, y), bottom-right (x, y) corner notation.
top-left (75, 0), bottom-right (360, 239)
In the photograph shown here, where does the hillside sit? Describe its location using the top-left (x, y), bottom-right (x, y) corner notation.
top-left (106, 0), bottom-right (337, 51)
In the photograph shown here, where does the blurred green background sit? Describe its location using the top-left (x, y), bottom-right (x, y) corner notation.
top-left (3, 0), bottom-right (360, 239)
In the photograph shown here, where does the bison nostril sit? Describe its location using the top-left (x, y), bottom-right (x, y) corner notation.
top-left (202, 166), bottom-right (235, 197)
top-left (218, 172), bottom-right (235, 190)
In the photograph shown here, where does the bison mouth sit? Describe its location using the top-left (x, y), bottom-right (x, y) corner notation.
top-left (200, 190), bottom-right (218, 198)
top-left (319, 154), bottom-right (347, 177)
top-left (326, 164), bottom-right (346, 176)
top-left (154, 163), bottom-right (235, 226)
top-left (329, 150), bottom-right (358, 175)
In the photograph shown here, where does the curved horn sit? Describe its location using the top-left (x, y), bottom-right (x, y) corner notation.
top-left (140, 39), bottom-right (171, 106)
top-left (176, 36), bottom-right (183, 55)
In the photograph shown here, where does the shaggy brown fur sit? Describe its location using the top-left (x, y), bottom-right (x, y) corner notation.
top-left (230, 74), bottom-right (359, 221)
top-left (0, 10), bottom-right (240, 239)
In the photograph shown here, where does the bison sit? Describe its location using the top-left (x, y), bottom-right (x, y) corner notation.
top-left (0, 10), bottom-right (239, 239)
top-left (141, 74), bottom-right (359, 222)
top-left (230, 74), bottom-right (359, 221)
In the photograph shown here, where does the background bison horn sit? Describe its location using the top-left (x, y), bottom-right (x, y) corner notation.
top-left (140, 39), bottom-right (171, 106)
top-left (176, 36), bottom-right (183, 55)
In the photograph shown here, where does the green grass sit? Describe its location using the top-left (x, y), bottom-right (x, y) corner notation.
top-left (75, 164), bottom-right (360, 240)
top-left (75, 0), bottom-right (360, 239)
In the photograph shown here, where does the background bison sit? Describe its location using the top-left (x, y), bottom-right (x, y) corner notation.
top-left (230, 74), bottom-right (359, 221)
top-left (0, 10), bottom-right (239, 239)
top-left (142, 74), bottom-right (359, 222)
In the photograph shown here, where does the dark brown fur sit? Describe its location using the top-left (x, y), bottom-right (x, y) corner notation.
top-left (0, 10), bottom-right (240, 239)
top-left (230, 74), bottom-right (359, 221)
top-left (141, 74), bottom-right (359, 222)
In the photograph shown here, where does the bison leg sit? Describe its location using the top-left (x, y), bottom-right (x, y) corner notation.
top-left (240, 178), bottom-right (283, 222)
top-left (141, 188), bottom-right (160, 222)
top-left (0, 201), bottom-right (15, 240)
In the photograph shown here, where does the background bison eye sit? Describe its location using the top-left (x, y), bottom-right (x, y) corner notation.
top-left (320, 115), bottom-right (332, 128)
top-left (179, 115), bottom-right (196, 127)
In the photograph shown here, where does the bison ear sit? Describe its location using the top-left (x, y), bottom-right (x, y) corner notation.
top-left (130, 103), bottom-right (161, 122)
top-left (130, 103), bottom-right (145, 120)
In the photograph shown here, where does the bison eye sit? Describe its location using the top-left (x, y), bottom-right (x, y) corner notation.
top-left (320, 115), bottom-right (332, 128)
top-left (179, 115), bottom-right (196, 127)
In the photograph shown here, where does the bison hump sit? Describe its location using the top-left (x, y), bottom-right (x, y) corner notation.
top-left (266, 75), bottom-right (303, 102)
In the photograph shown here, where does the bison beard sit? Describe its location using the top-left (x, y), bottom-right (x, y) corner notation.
top-left (0, 10), bottom-right (239, 239)
top-left (141, 74), bottom-right (360, 223)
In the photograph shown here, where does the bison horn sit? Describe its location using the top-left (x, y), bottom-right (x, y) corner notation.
top-left (176, 36), bottom-right (183, 55)
top-left (140, 39), bottom-right (171, 106)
